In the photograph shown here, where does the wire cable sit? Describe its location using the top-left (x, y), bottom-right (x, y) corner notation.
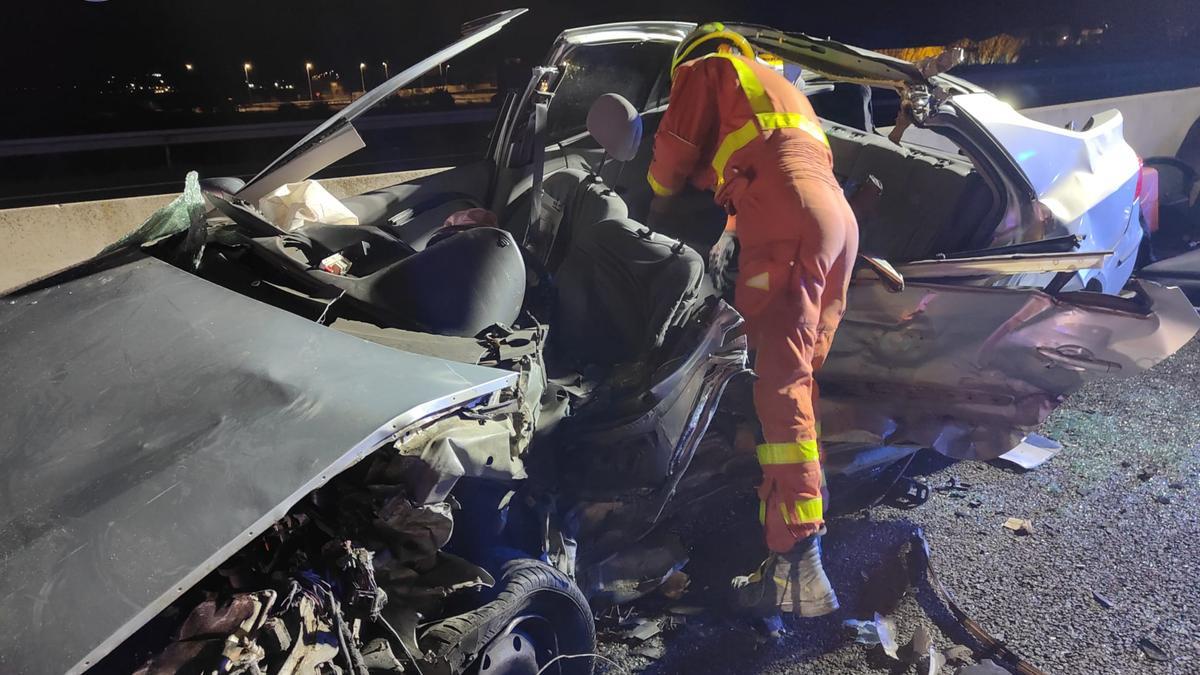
top-left (535, 652), bottom-right (629, 675)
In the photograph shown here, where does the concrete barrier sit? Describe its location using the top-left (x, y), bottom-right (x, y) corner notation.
top-left (1020, 86), bottom-right (1200, 158)
top-left (0, 169), bottom-right (444, 294)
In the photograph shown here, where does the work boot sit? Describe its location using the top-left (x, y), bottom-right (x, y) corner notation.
top-left (732, 535), bottom-right (839, 618)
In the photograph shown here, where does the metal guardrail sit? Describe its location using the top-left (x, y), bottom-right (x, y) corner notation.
top-left (0, 108), bottom-right (496, 158)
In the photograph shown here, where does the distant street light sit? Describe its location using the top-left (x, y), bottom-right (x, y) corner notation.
top-left (184, 63), bottom-right (193, 72)
top-left (243, 62), bottom-right (252, 93)
top-left (359, 62), bottom-right (367, 92)
top-left (382, 61), bottom-right (389, 80)
top-left (305, 62), bottom-right (314, 100)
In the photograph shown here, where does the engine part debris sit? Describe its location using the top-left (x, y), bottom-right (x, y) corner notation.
top-left (623, 619), bottom-right (663, 643)
top-left (1138, 636), bottom-right (1172, 662)
top-left (1002, 518), bottom-right (1035, 535)
top-left (997, 434), bottom-right (1062, 470)
top-left (843, 613), bottom-right (900, 659)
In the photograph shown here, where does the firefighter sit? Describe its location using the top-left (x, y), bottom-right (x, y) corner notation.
top-left (647, 23), bottom-right (859, 620)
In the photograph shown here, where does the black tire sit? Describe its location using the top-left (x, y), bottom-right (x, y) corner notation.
top-left (420, 559), bottom-right (596, 675)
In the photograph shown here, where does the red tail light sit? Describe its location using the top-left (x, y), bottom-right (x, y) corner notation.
top-left (1134, 156), bottom-right (1145, 201)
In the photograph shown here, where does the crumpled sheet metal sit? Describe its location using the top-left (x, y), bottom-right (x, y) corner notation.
top-left (0, 252), bottom-right (515, 675)
top-left (578, 532), bottom-right (688, 605)
top-left (818, 279), bottom-right (1200, 460)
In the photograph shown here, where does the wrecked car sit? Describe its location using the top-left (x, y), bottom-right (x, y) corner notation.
top-left (1, 11), bottom-right (1197, 675)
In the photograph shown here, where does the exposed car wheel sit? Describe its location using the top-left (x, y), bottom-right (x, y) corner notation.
top-left (421, 559), bottom-right (596, 675)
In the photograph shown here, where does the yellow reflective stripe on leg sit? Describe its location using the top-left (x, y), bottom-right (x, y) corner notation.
top-left (759, 500), bottom-right (767, 525)
top-left (646, 168), bottom-right (677, 197)
top-left (757, 441), bottom-right (820, 465)
top-left (712, 119), bottom-right (759, 186)
top-left (755, 112), bottom-right (829, 147)
top-left (793, 497), bottom-right (824, 524)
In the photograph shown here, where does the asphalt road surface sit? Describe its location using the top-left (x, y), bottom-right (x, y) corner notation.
top-left (597, 337), bottom-right (1200, 674)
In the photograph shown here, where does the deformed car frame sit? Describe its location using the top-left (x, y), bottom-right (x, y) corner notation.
top-left (1, 10), bottom-right (1198, 675)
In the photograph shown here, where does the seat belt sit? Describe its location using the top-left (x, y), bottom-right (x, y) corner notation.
top-left (524, 97), bottom-right (550, 252)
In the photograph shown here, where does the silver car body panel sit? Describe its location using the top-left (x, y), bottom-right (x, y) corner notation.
top-left (0, 253), bottom-right (516, 674)
top-left (820, 278), bottom-right (1199, 462)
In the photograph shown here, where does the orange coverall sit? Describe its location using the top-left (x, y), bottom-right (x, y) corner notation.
top-left (648, 54), bottom-right (859, 553)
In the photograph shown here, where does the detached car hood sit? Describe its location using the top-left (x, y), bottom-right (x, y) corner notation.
top-left (237, 8), bottom-right (528, 202)
top-left (0, 253), bottom-right (515, 674)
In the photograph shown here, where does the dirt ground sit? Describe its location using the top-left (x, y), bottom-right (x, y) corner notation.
top-left (595, 338), bottom-right (1200, 674)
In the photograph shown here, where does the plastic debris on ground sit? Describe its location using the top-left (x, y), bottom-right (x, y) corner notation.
top-left (1091, 590), bottom-right (1114, 609)
top-left (943, 644), bottom-right (974, 664)
top-left (955, 659), bottom-right (1011, 674)
top-left (997, 433), bottom-right (1062, 470)
top-left (1138, 636), bottom-right (1171, 662)
top-left (900, 625), bottom-right (946, 674)
top-left (843, 612), bottom-right (900, 659)
top-left (1002, 517), bottom-right (1035, 536)
top-left (623, 619), bottom-right (663, 643)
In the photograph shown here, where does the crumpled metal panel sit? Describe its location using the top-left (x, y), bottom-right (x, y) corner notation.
top-left (0, 252), bottom-right (515, 675)
top-left (819, 278), bottom-right (1200, 461)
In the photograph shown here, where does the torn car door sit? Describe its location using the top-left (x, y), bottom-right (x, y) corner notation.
top-left (818, 273), bottom-right (1199, 463)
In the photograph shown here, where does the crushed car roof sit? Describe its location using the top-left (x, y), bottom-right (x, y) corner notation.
top-left (0, 252), bottom-right (515, 674)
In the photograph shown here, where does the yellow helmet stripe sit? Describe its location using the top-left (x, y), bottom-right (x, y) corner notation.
top-left (671, 29), bottom-right (755, 79)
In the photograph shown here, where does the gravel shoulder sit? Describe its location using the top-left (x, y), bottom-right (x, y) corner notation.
top-left (596, 338), bottom-right (1200, 674)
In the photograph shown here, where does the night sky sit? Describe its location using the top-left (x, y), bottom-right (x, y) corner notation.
top-left (0, 0), bottom-right (1195, 93)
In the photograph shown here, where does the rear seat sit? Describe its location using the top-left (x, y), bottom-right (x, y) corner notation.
top-left (827, 124), bottom-right (995, 261)
top-left (552, 217), bottom-right (704, 369)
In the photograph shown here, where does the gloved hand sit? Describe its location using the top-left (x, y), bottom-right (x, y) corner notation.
top-left (708, 229), bottom-right (740, 298)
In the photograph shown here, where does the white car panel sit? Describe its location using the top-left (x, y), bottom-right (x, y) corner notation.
top-left (953, 92), bottom-right (1142, 292)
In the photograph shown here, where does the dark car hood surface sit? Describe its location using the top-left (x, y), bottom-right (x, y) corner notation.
top-left (0, 252), bottom-right (515, 674)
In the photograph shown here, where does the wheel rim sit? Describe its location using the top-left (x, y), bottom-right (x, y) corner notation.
top-left (476, 616), bottom-right (555, 675)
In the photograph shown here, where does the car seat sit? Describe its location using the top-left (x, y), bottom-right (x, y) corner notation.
top-left (503, 93), bottom-right (642, 270)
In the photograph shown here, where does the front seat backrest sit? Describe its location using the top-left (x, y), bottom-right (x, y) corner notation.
top-left (586, 93), bottom-right (643, 163)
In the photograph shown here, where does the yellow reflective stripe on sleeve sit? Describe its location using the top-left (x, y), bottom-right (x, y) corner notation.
top-left (755, 112), bottom-right (829, 147)
top-left (646, 168), bottom-right (677, 197)
top-left (712, 119), bottom-right (759, 187)
top-left (757, 440), bottom-right (820, 465)
top-left (793, 497), bottom-right (824, 524)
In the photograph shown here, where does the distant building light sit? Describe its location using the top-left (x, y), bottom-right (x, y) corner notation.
top-left (150, 72), bottom-right (162, 78)
top-left (185, 63), bottom-right (194, 71)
